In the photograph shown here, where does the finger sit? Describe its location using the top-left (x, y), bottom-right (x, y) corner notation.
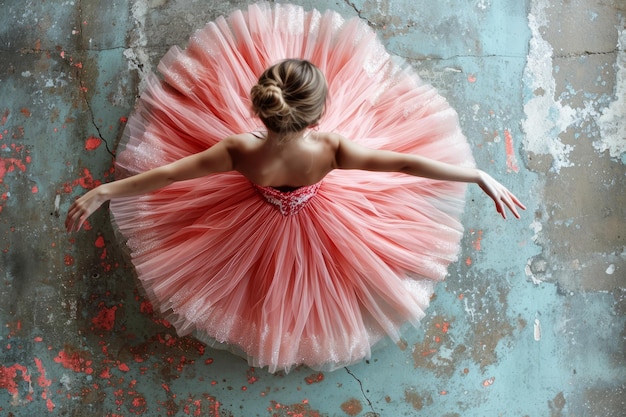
top-left (506, 192), bottom-right (525, 218)
top-left (65, 213), bottom-right (74, 231)
top-left (66, 217), bottom-right (77, 233)
top-left (508, 204), bottom-right (520, 219)
top-left (511, 194), bottom-right (526, 211)
top-left (66, 211), bottom-right (83, 232)
top-left (66, 207), bottom-right (79, 229)
top-left (499, 194), bottom-right (517, 219)
top-left (496, 200), bottom-right (506, 219)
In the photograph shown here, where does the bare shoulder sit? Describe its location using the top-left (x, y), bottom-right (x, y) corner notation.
top-left (219, 133), bottom-right (261, 152)
top-left (310, 131), bottom-right (342, 150)
top-left (222, 133), bottom-right (252, 146)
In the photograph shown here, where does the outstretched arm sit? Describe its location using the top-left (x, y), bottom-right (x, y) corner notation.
top-left (333, 134), bottom-right (525, 219)
top-left (65, 138), bottom-right (235, 232)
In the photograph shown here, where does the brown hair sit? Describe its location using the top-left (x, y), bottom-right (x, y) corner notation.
top-left (250, 59), bottom-right (327, 133)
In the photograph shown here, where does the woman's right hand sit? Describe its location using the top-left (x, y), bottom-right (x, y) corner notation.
top-left (476, 170), bottom-right (525, 219)
top-left (65, 185), bottom-right (109, 232)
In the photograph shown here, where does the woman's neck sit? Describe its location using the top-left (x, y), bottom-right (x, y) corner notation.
top-left (265, 129), bottom-right (307, 144)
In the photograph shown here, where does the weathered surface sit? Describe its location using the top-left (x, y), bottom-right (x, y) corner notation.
top-left (0, 0), bottom-right (624, 416)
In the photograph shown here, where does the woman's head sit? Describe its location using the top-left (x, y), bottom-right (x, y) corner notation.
top-left (251, 59), bottom-right (327, 133)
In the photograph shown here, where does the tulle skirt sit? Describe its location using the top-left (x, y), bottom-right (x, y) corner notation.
top-left (110, 2), bottom-right (475, 373)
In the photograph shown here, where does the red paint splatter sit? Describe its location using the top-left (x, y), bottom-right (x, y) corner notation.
top-left (0, 157), bottom-right (27, 181)
top-left (465, 257), bottom-right (472, 266)
top-left (118, 363), bottom-right (130, 372)
top-left (31, 185), bottom-right (38, 193)
top-left (64, 168), bottom-right (101, 193)
top-left (434, 321), bottom-right (450, 334)
top-left (99, 367), bottom-right (112, 379)
top-left (54, 348), bottom-right (93, 374)
top-left (139, 300), bottom-right (154, 315)
top-left (76, 167), bottom-right (98, 189)
top-left (482, 377), bottom-right (496, 387)
top-left (84, 136), bottom-right (101, 151)
top-left (120, 116), bottom-right (128, 123)
top-left (64, 254), bottom-right (75, 266)
top-left (95, 235), bottom-right (105, 248)
top-left (467, 74), bottom-right (477, 83)
top-left (34, 358), bottom-right (51, 389)
top-left (34, 357), bottom-right (55, 411)
top-left (130, 395), bottom-right (147, 414)
top-left (304, 372), bottom-right (324, 384)
top-left (0, 364), bottom-right (30, 395)
top-left (246, 368), bottom-right (258, 384)
top-left (504, 129), bottom-right (520, 173)
top-left (20, 108), bottom-right (31, 118)
top-left (1, 109), bottom-right (9, 125)
top-left (92, 304), bottom-right (117, 331)
top-left (182, 396), bottom-right (221, 417)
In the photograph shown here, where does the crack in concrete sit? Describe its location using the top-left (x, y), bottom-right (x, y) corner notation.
top-left (421, 53), bottom-right (527, 61)
top-left (554, 48), bottom-right (620, 59)
top-left (343, 0), bottom-right (377, 28)
top-left (344, 367), bottom-right (379, 416)
top-left (76, 0), bottom-right (115, 158)
top-left (81, 90), bottom-right (116, 158)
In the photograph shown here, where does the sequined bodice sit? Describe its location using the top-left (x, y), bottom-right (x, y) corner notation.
top-left (253, 182), bottom-right (322, 215)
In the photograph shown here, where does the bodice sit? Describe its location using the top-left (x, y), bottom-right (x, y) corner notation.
top-left (253, 182), bottom-right (322, 215)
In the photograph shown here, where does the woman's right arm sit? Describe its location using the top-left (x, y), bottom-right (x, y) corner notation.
top-left (65, 137), bottom-right (236, 232)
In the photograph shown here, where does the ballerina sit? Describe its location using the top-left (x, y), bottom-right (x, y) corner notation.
top-left (65, 4), bottom-right (524, 373)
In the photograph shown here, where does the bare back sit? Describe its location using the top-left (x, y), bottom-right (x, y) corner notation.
top-left (228, 131), bottom-right (339, 188)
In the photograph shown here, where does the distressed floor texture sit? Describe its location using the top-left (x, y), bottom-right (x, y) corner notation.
top-left (1, 0), bottom-right (624, 416)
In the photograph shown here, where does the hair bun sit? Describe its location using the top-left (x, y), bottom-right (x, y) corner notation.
top-left (251, 83), bottom-right (290, 117)
top-left (251, 59), bottom-right (328, 133)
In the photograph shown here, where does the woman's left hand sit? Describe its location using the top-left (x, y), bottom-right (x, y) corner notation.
top-left (476, 170), bottom-right (526, 219)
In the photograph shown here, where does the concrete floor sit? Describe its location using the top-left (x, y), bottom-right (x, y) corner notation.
top-left (0, 0), bottom-right (624, 416)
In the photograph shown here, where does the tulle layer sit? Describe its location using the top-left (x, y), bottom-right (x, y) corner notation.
top-left (110, 2), bottom-right (475, 373)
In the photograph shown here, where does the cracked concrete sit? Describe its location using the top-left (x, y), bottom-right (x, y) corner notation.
top-left (1, 0), bottom-right (624, 416)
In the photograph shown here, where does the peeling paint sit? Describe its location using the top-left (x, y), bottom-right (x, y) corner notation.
top-left (404, 387), bottom-right (432, 411)
top-left (124, 0), bottom-right (152, 90)
top-left (595, 23), bottom-right (626, 162)
top-left (522, 0), bottom-right (575, 172)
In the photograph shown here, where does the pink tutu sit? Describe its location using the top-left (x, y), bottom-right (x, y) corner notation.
top-left (110, 2), bottom-right (475, 373)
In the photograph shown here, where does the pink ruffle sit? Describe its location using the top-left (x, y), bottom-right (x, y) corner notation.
top-left (110, 2), bottom-right (474, 373)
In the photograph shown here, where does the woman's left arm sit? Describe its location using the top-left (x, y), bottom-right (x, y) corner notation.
top-left (333, 134), bottom-right (525, 219)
